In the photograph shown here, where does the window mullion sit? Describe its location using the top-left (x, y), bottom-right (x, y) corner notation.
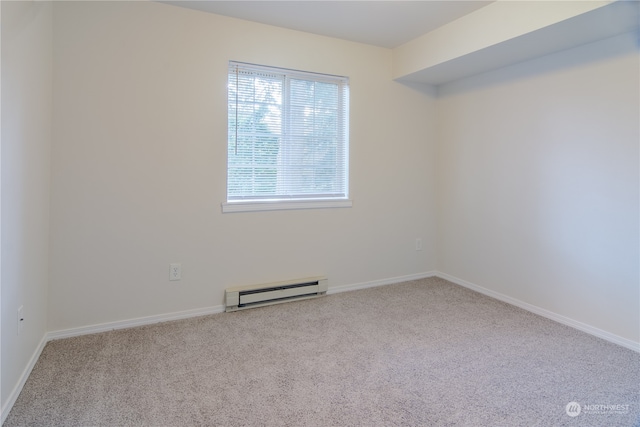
top-left (250, 76), bottom-right (255, 196)
top-left (313, 81), bottom-right (318, 193)
top-left (281, 75), bottom-right (290, 198)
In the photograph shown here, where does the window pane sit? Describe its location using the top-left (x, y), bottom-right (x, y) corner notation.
top-left (228, 62), bottom-right (348, 202)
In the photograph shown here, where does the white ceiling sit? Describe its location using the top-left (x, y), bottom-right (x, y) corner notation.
top-left (163, 1), bottom-right (492, 49)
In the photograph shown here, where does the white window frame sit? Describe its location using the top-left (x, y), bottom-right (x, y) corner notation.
top-left (222, 62), bottom-right (351, 213)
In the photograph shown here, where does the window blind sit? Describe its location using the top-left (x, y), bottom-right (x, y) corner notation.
top-left (227, 61), bottom-right (349, 203)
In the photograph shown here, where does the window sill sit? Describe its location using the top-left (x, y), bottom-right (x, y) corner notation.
top-left (222, 199), bottom-right (353, 213)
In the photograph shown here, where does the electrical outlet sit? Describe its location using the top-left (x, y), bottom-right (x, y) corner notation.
top-left (17, 306), bottom-right (24, 336)
top-left (415, 238), bottom-right (423, 251)
top-left (170, 263), bottom-right (182, 281)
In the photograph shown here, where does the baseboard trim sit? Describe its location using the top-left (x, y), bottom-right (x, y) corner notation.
top-left (1, 334), bottom-right (47, 425)
top-left (327, 271), bottom-right (437, 295)
top-left (47, 305), bottom-right (225, 341)
top-left (435, 271), bottom-right (640, 353)
top-left (5, 270), bottom-right (636, 423)
top-left (46, 272), bottom-right (438, 341)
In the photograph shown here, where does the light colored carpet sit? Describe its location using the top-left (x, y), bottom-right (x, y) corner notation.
top-left (4, 277), bottom-right (639, 426)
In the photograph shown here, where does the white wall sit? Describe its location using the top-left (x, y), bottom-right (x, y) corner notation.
top-left (1, 0), bottom-right (52, 415)
top-left (1, 2), bottom-right (637, 418)
top-left (48, 1), bottom-right (437, 332)
top-left (436, 33), bottom-right (639, 343)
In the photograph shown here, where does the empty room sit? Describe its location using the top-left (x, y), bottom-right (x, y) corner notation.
top-left (2, 0), bottom-right (639, 425)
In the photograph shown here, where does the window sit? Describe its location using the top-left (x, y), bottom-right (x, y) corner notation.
top-left (223, 61), bottom-right (350, 213)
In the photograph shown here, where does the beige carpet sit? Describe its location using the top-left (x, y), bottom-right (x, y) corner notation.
top-left (4, 277), bottom-right (640, 426)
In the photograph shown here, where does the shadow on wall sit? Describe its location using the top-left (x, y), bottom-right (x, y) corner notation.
top-left (395, 80), bottom-right (438, 97)
top-left (437, 30), bottom-right (640, 97)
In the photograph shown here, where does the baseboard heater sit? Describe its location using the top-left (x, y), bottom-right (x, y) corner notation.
top-left (225, 276), bottom-right (328, 312)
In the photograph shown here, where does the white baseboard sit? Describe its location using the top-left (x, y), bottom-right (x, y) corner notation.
top-left (47, 305), bottom-right (225, 341)
top-left (4, 270), bottom-right (636, 423)
top-left (43, 272), bottom-right (439, 342)
top-left (3, 305), bottom-right (225, 422)
top-left (435, 271), bottom-right (640, 353)
top-left (327, 271), bottom-right (437, 295)
top-left (47, 270), bottom-right (639, 353)
top-left (1, 334), bottom-right (47, 425)
top-left (45, 272), bottom-right (438, 341)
